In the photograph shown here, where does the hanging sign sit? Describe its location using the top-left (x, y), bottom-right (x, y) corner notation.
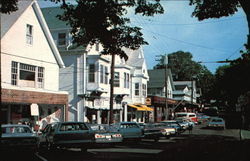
top-left (30, 103), bottom-right (39, 116)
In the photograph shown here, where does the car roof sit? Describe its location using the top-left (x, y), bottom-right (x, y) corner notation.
top-left (118, 122), bottom-right (138, 125)
top-left (1, 124), bottom-right (30, 128)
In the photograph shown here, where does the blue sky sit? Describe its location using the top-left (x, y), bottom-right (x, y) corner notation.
top-left (39, 1), bottom-right (248, 73)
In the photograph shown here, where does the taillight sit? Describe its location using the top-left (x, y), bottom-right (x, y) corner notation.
top-left (95, 134), bottom-right (105, 138)
top-left (112, 134), bottom-right (122, 138)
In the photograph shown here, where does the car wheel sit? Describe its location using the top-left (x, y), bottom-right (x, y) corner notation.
top-left (154, 137), bottom-right (159, 142)
top-left (47, 142), bottom-right (55, 151)
top-left (81, 147), bottom-right (88, 153)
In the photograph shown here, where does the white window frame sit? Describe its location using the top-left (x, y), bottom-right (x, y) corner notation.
top-left (88, 64), bottom-right (95, 83)
top-left (26, 24), bottom-right (33, 45)
top-left (114, 72), bottom-right (120, 87)
top-left (135, 83), bottom-right (140, 96)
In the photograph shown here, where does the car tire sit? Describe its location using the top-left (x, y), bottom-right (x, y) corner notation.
top-left (47, 142), bottom-right (55, 151)
top-left (81, 147), bottom-right (88, 153)
top-left (154, 137), bottom-right (159, 142)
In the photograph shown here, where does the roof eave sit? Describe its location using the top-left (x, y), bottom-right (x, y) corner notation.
top-left (33, 1), bottom-right (65, 68)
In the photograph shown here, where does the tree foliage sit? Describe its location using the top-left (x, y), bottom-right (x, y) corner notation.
top-left (0, 0), bottom-right (18, 14)
top-left (154, 51), bottom-right (215, 103)
top-left (213, 49), bottom-right (250, 107)
top-left (189, 0), bottom-right (250, 49)
top-left (56, 0), bottom-right (163, 60)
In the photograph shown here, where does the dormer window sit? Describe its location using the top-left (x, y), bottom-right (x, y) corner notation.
top-left (26, 24), bottom-right (33, 45)
top-left (95, 42), bottom-right (99, 51)
top-left (58, 33), bottom-right (66, 46)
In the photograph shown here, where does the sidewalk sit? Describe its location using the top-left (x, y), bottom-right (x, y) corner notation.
top-left (241, 129), bottom-right (250, 140)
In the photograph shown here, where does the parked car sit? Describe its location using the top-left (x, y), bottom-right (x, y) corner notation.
top-left (1, 124), bottom-right (39, 152)
top-left (153, 123), bottom-right (176, 138)
top-left (88, 124), bottom-right (123, 144)
top-left (175, 112), bottom-right (198, 124)
top-left (160, 120), bottom-right (184, 134)
top-left (139, 123), bottom-right (164, 141)
top-left (40, 122), bottom-right (123, 151)
top-left (207, 117), bottom-right (225, 129)
top-left (111, 122), bottom-right (143, 141)
top-left (175, 118), bottom-right (195, 130)
top-left (197, 113), bottom-right (210, 124)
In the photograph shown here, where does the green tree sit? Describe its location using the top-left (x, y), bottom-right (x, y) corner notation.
top-left (189, 0), bottom-right (250, 49)
top-left (0, 0), bottom-right (18, 14)
top-left (214, 50), bottom-right (250, 107)
top-left (154, 51), bottom-right (215, 103)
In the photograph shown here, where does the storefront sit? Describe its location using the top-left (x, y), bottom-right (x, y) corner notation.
top-left (146, 96), bottom-right (177, 122)
top-left (1, 88), bottom-right (68, 130)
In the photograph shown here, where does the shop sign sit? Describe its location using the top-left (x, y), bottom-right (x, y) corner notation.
top-left (146, 97), bottom-right (151, 105)
top-left (30, 103), bottom-right (39, 116)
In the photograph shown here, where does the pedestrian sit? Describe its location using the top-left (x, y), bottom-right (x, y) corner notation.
top-left (188, 123), bottom-right (193, 134)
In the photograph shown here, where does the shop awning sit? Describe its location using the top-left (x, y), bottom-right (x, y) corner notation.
top-left (128, 104), bottom-right (147, 111)
top-left (138, 104), bottom-right (154, 112)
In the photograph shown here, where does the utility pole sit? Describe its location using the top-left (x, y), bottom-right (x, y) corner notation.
top-left (109, 53), bottom-right (115, 124)
top-left (191, 77), bottom-right (194, 105)
top-left (164, 54), bottom-right (169, 120)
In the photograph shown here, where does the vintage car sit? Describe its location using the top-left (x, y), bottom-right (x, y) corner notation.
top-left (39, 122), bottom-right (122, 151)
top-left (153, 123), bottom-right (176, 137)
top-left (207, 117), bottom-right (225, 129)
top-left (111, 122), bottom-right (143, 141)
top-left (1, 124), bottom-right (39, 152)
top-left (160, 120), bottom-right (184, 134)
top-left (139, 123), bottom-right (164, 141)
top-left (88, 124), bottom-right (123, 144)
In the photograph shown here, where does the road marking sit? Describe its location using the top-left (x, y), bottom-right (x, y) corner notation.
top-left (35, 152), bottom-right (48, 161)
top-left (88, 148), bottom-right (163, 154)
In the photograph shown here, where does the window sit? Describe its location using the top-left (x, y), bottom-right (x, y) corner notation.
top-left (95, 43), bottom-right (99, 51)
top-left (100, 64), bottom-right (104, 83)
top-left (26, 24), bottom-right (33, 45)
top-left (124, 73), bottom-right (129, 88)
top-left (10, 61), bottom-right (44, 88)
top-left (114, 72), bottom-right (120, 87)
top-left (135, 83), bottom-right (140, 96)
top-left (37, 67), bottom-right (44, 88)
top-left (104, 66), bottom-right (108, 84)
top-left (20, 63), bottom-right (36, 81)
top-left (58, 33), bottom-right (66, 46)
top-left (89, 64), bottom-right (95, 82)
top-left (142, 83), bottom-right (146, 96)
top-left (124, 73), bottom-right (126, 88)
top-left (11, 61), bottom-right (18, 85)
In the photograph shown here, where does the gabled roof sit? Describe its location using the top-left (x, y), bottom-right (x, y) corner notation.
top-left (174, 81), bottom-right (193, 88)
top-left (41, 7), bottom-right (70, 30)
top-left (1, 1), bottom-right (32, 38)
top-left (1, 0), bottom-right (65, 68)
top-left (124, 47), bottom-right (145, 68)
top-left (148, 68), bottom-right (175, 90)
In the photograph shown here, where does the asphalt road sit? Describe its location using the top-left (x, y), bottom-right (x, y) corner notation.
top-left (1, 123), bottom-right (250, 161)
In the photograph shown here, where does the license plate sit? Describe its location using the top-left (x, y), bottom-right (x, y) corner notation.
top-left (106, 135), bottom-right (111, 139)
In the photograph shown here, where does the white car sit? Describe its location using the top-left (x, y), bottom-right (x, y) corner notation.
top-left (208, 117), bottom-right (225, 129)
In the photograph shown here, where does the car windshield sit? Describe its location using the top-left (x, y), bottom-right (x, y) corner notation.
top-left (176, 114), bottom-right (187, 117)
top-left (212, 119), bottom-right (223, 122)
top-left (59, 123), bottom-right (88, 131)
top-left (2, 126), bottom-right (32, 134)
top-left (120, 123), bottom-right (139, 129)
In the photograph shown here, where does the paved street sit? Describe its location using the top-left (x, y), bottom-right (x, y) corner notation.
top-left (1, 123), bottom-right (250, 161)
